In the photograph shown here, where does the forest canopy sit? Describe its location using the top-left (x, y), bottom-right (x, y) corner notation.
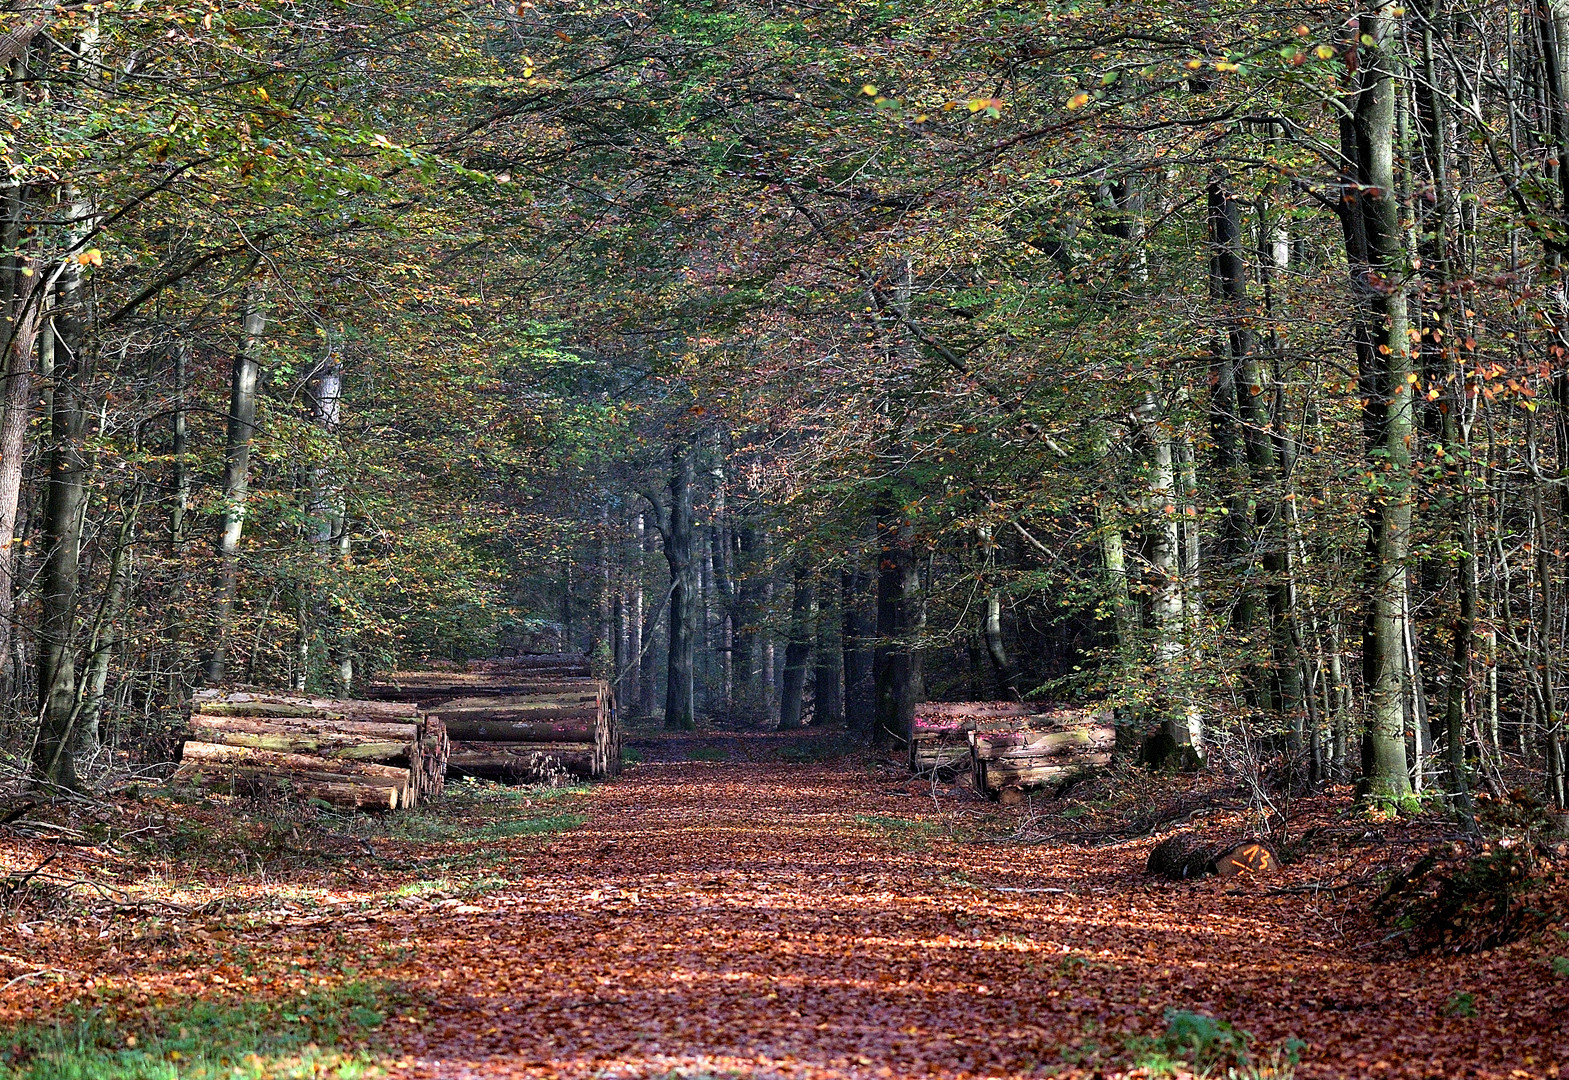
top-left (1, 0), bottom-right (1563, 812)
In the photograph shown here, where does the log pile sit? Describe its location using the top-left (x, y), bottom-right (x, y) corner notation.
top-left (370, 655), bottom-right (619, 783)
top-left (966, 705), bottom-right (1114, 801)
top-left (909, 702), bottom-right (1043, 775)
top-left (175, 691), bottom-right (449, 811)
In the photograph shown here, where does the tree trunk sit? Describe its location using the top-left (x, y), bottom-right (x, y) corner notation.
top-left (976, 526), bottom-right (1018, 699)
top-left (778, 563), bottom-right (814, 730)
top-left (0, 214), bottom-right (39, 701)
top-left (645, 439), bottom-right (697, 730)
top-left (76, 488), bottom-right (141, 757)
top-left (31, 264), bottom-right (92, 788)
top-left (842, 563), bottom-right (874, 732)
top-left (1339, 1), bottom-right (1414, 801)
top-left (637, 516), bottom-right (659, 719)
top-left (814, 570), bottom-right (843, 725)
top-left (873, 505), bottom-right (922, 750)
top-left (206, 288), bottom-right (265, 685)
top-left (1134, 395), bottom-right (1193, 761)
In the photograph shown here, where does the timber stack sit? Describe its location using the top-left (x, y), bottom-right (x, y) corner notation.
top-left (369, 654), bottom-right (619, 783)
top-left (175, 691), bottom-right (449, 811)
top-left (968, 705), bottom-right (1114, 801)
top-left (909, 702), bottom-right (1045, 776)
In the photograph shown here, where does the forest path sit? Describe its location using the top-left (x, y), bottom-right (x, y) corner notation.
top-left (395, 759), bottom-right (1559, 1080)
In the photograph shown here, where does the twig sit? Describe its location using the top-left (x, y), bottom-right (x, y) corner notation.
top-left (1265, 874), bottom-right (1378, 896)
top-left (0, 970), bottom-right (59, 994)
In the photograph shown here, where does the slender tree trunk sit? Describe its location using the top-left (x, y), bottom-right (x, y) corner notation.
top-left (814, 570), bottom-right (843, 725)
top-left (1340, 1), bottom-right (1415, 801)
top-left (206, 288), bottom-right (264, 685)
top-left (873, 504), bottom-right (921, 750)
top-left (842, 562), bottom-right (875, 732)
top-left (646, 439), bottom-right (697, 730)
top-left (76, 488), bottom-right (141, 757)
top-left (779, 563), bottom-right (814, 730)
top-left (162, 341), bottom-right (191, 699)
top-left (31, 266), bottom-right (92, 788)
top-left (1135, 395), bottom-right (1194, 760)
top-left (976, 526), bottom-right (1018, 699)
top-left (0, 254), bottom-right (38, 701)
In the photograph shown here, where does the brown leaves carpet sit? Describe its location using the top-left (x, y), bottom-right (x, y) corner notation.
top-left (391, 761), bottom-right (1566, 1079)
top-left (4, 754), bottom-right (1566, 1078)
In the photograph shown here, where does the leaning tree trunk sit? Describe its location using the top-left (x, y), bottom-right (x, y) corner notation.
top-left (75, 488), bottom-right (141, 757)
top-left (206, 288), bottom-right (265, 685)
top-left (778, 563), bottom-right (814, 730)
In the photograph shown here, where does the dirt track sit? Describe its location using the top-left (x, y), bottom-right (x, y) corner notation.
top-left (392, 758), bottom-right (1566, 1079)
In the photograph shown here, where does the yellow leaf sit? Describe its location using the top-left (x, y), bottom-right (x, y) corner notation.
top-left (1066, 93), bottom-right (1090, 110)
top-left (1316, 44), bottom-right (1336, 59)
top-left (862, 84), bottom-right (877, 96)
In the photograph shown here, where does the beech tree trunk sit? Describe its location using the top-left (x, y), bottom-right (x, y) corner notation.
top-left (645, 439), bottom-right (697, 730)
top-left (76, 489), bottom-right (141, 756)
top-left (206, 288), bottom-right (265, 685)
top-left (842, 563), bottom-right (875, 732)
top-left (814, 571), bottom-right (842, 725)
top-left (0, 189), bottom-right (39, 700)
top-left (778, 563), bottom-right (814, 730)
top-left (1338, 1), bottom-right (1414, 801)
top-left (873, 505), bottom-right (922, 750)
top-left (32, 262), bottom-right (92, 788)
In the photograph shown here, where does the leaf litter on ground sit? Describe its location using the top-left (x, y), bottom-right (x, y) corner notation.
top-left (0, 736), bottom-right (1565, 1079)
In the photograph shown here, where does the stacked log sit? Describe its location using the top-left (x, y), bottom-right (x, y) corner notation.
top-left (364, 654), bottom-right (595, 705)
top-left (910, 702), bottom-right (1041, 775)
top-left (966, 706), bottom-right (1114, 800)
top-left (370, 655), bottom-right (619, 783)
top-left (174, 691), bottom-right (448, 811)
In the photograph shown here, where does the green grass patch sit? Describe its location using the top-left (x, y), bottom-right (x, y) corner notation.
top-left (854, 813), bottom-right (948, 851)
top-left (1125, 1009), bottom-right (1303, 1079)
top-left (383, 781), bottom-right (587, 843)
top-left (619, 747), bottom-right (643, 765)
top-left (474, 812), bottom-right (585, 840)
top-left (688, 746), bottom-right (730, 762)
top-left (0, 980), bottom-right (404, 1080)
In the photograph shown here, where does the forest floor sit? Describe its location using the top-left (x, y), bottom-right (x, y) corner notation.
top-left (1, 727), bottom-right (1566, 1080)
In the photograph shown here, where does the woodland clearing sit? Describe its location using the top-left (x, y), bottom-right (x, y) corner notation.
top-left (1, 731), bottom-right (1564, 1080)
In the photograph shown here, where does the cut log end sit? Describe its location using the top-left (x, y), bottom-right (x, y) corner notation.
top-left (1212, 840), bottom-right (1279, 877)
top-left (1146, 835), bottom-right (1279, 880)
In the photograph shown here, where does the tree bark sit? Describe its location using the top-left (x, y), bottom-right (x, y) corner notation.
top-left (0, 176), bottom-right (39, 700)
top-left (1339, 1), bottom-right (1414, 801)
top-left (645, 439), bottom-right (697, 730)
top-left (873, 505), bottom-right (922, 750)
top-left (976, 526), bottom-right (1018, 699)
top-left (778, 563), bottom-right (814, 730)
top-left (841, 563), bottom-right (874, 732)
top-left (206, 287), bottom-right (265, 685)
top-left (75, 488), bottom-right (141, 757)
top-left (31, 263), bottom-right (92, 788)
top-left (814, 569), bottom-right (843, 725)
